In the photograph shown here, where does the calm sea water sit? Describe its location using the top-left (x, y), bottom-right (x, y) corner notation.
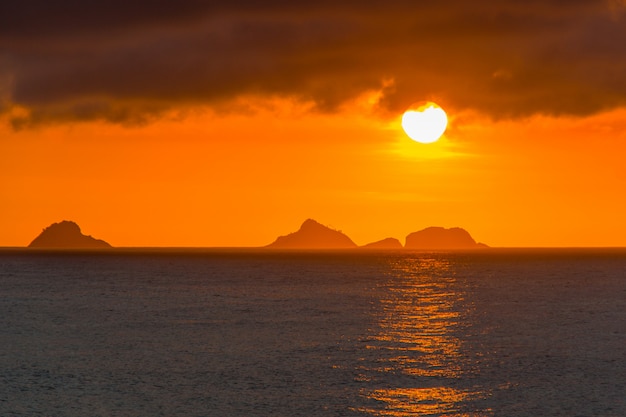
top-left (1, 249), bottom-right (624, 416)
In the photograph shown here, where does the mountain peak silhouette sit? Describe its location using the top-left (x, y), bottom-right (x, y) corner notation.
top-left (28, 221), bottom-right (112, 248)
top-left (267, 219), bottom-right (357, 249)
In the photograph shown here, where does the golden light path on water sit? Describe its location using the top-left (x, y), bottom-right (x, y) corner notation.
top-left (356, 256), bottom-right (490, 416)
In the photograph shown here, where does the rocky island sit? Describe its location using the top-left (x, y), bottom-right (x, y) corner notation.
top-left (266, 219), bottom-right (487, 250)
top-left (361, 237), bottom-right (403, 249)
top-left (28, 221), bottom-right (112, 249)
top-left (266, 219), bottom-right (357, 249)
top-left (405, 226), bottom-right (487, 250)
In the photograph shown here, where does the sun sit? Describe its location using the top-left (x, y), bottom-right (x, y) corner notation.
top-left (401, 102), bottom-right (448, 143)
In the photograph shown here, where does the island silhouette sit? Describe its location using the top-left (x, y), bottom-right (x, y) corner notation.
top-left (267, 219), bottom-right (487, 250)
top-left (361, 237), bottom-right (404, 249)
top-left (405, 226), bottom-right (487, 250)
top-left (26, 219), bottom-right (487, 250)
top-left (28, 221), bottom-right (112, 249)
top-left (266, 219), bottom-right (357, 249)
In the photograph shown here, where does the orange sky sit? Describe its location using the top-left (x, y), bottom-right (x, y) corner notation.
top-left (2, 1), bottom-right (626, 247)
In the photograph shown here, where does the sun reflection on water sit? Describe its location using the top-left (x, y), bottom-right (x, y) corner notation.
top-left (366, 387), bottom-right (479, 417)
top-left (357, 255), bottom-right (490, 416)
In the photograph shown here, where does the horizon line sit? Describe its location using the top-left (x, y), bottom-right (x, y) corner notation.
top-left (3, 245), bottom-right (626, 251)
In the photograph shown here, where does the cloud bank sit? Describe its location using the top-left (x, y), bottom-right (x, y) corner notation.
top-left (2, 0), bottom-right (626, 126)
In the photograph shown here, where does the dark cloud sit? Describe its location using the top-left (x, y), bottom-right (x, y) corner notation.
top-left (2, 0), bottom-right (626, 126)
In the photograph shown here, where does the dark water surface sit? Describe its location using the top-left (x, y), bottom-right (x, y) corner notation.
top-left (1, 249), bottom-right (625, 416)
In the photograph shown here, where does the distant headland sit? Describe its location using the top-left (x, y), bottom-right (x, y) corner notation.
top-left (267, 219), bottom-right (487, 250)
top-left (28, 221), bottom-right (112, 249)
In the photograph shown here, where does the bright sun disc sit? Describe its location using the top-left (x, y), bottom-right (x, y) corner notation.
top-left (401, 102), bottom-right (448, 143)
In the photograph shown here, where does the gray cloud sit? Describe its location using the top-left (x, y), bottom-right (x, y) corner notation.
top-left (2, 0), bottom-right (626, 126)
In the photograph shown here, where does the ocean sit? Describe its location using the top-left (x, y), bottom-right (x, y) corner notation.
top-left (1, 249), bottom-right (624, 416)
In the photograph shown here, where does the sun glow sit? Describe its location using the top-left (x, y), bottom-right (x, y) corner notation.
top-left (401, 102), bottom-right (448, 144)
